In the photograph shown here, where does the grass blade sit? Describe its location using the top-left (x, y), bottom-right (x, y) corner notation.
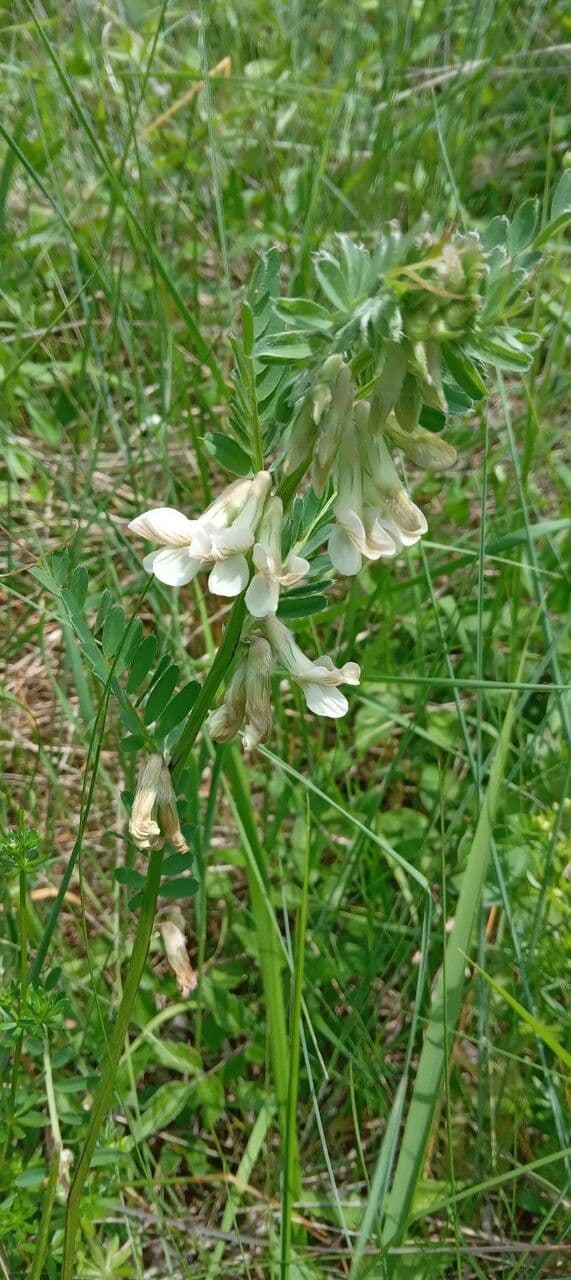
top-left (280, 799), bottom-right (310, 1278)
top-left (381, 659), bottom-right (523, 1258)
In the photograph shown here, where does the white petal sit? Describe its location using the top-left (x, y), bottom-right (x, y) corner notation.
top-left (264, 616), bottom-right (316, 678)
top-left (364, 515), bottom-right (398, 558)
top-left (303, 683), bottom-right (349, 718)
top-left (148, 548), bottom-right (200, 587)
top-left (340, 661), bottom-right (361, 686)
top-left (188, 523), bottom-right (214, 558)
top-left (208, 554), bottom-right (249, 597)
top-left (252, 543), bottom-right (272, 574)
top-left (210, 526), bottom-right (255, 558)
top-left (128, 507), bottom-right (196, 546)
top-left (328, 525), bottom-right (362, 576)
top-left (245, 573), bottom-right (280, 618)
top-left (280, 554), bottom-right (310, 586)
top-left (143, 550), bottom-right (160, 574)
top-left (203, 478), bottom-right (256, 529)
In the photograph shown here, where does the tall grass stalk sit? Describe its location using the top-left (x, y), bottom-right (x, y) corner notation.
top-left (381, 664), bottom-right (523, 1263)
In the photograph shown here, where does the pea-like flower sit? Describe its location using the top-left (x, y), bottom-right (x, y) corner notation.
top-left (265, 616), bottom-right (360, 719)
top-left (129, 472), bottom-right (272, 597)
top-left (129, 754), bottom-right (188, 852)
top-left (328, 404), bottom-right (397, 576)
top-left (245, 497), bottom-right (310, 618)
top-left (364, 431), bottom-right (428, 550)
top-left (207, 636), bottom-right (274, 750)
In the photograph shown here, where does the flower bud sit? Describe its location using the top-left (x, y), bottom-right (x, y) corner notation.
top-left (284, 396), bottom-right (317, 475)
top-left (384, 416), bottom-right (457, 471)
top-left (370, 341), bottom-right (408, 428)
top-left (243, 636), bottom-right (274, 750)
top-left (312, 359), bottom-right (353, 497)
top-left (394, 372), bottom-right (422, 432)
top-left (129, 754), bottom-right (164, 850)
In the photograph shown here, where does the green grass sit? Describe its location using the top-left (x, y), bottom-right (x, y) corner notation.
top-left (1, 2), bottom-right (570, 1278)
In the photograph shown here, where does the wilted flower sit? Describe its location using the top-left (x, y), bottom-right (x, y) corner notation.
top-left (156, 765), bottom-right (188, 853)
top-left (129, 471), bottom-right (272, 596)
top-left (311, 356), bottom-right (354, 497)
top-left (160, 908), bottom-right (196, 996)
top-left (207, 637), bottom-right (274, 750)
top-left (206, 660), bottom-right (247, 742)
top-left (265, 616), bottom-right (360, 718)
top-left (245, 496), bottom-right (309, 618)
top-left (129, 754), bottom-right (187, 852)
top-left (129, 753), bottom-right (163, 849)
top-left (243, 636), bottom-right (274, 749)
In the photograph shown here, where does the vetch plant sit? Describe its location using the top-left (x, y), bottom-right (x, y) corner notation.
top-left (26, 191), bottom-right (567, 1277)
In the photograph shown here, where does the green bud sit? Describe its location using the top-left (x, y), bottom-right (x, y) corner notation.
top-left (384, 416), bottom-right (457, 471)
top-left (394, 372), bottom-right (422, 432)
top-left (370, 341), bottom-right (408, 427)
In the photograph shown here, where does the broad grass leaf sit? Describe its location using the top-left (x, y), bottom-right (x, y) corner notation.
top-left (256, 331), bottom-right (314, 362)
top-left (156, 680), bottom-right (200, 737)
top-left (314, 253), bottom-right (349, 310)
top-left (114, 868), bottom-right (145, 888)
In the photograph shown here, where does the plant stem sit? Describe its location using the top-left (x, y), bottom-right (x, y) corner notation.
top-left (62, 844), bottom-right (163, 1279)
top-left (280, 805), bottom-right (310, 1277)
top-left (224, 748), bottom-right (302, 1198)
top-left (170, 595), bottom-right (246, 786)
top-left (30, 1148), bottom-right (61, 1280)
top-left (19, 870), bottom-right (28, 995)
top-left (61, 596), bottom-right (250, 1277)
top-left (0, 871), bottom-right (29, 1163)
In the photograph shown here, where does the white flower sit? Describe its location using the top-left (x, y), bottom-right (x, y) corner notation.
top-left (129, 472), bottom-right (272, 597)
top-left (364, 432), bottom-right (428, 548)
top-left (265, 616), bottom-right (360, 719)
top-left (327, 405), bottom-right (397, 576)
top-left (245, 497), bottom-right (310, 618)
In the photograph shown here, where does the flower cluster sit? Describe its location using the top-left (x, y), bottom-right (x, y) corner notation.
top-left (130, 474), bottom-right (309, 618)
top-left (285, 358), bottom-right (438, 576)
top-left (128, 229), bottom-right (493, 751)
top-left (206, 619), bottom-right (361, 749)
